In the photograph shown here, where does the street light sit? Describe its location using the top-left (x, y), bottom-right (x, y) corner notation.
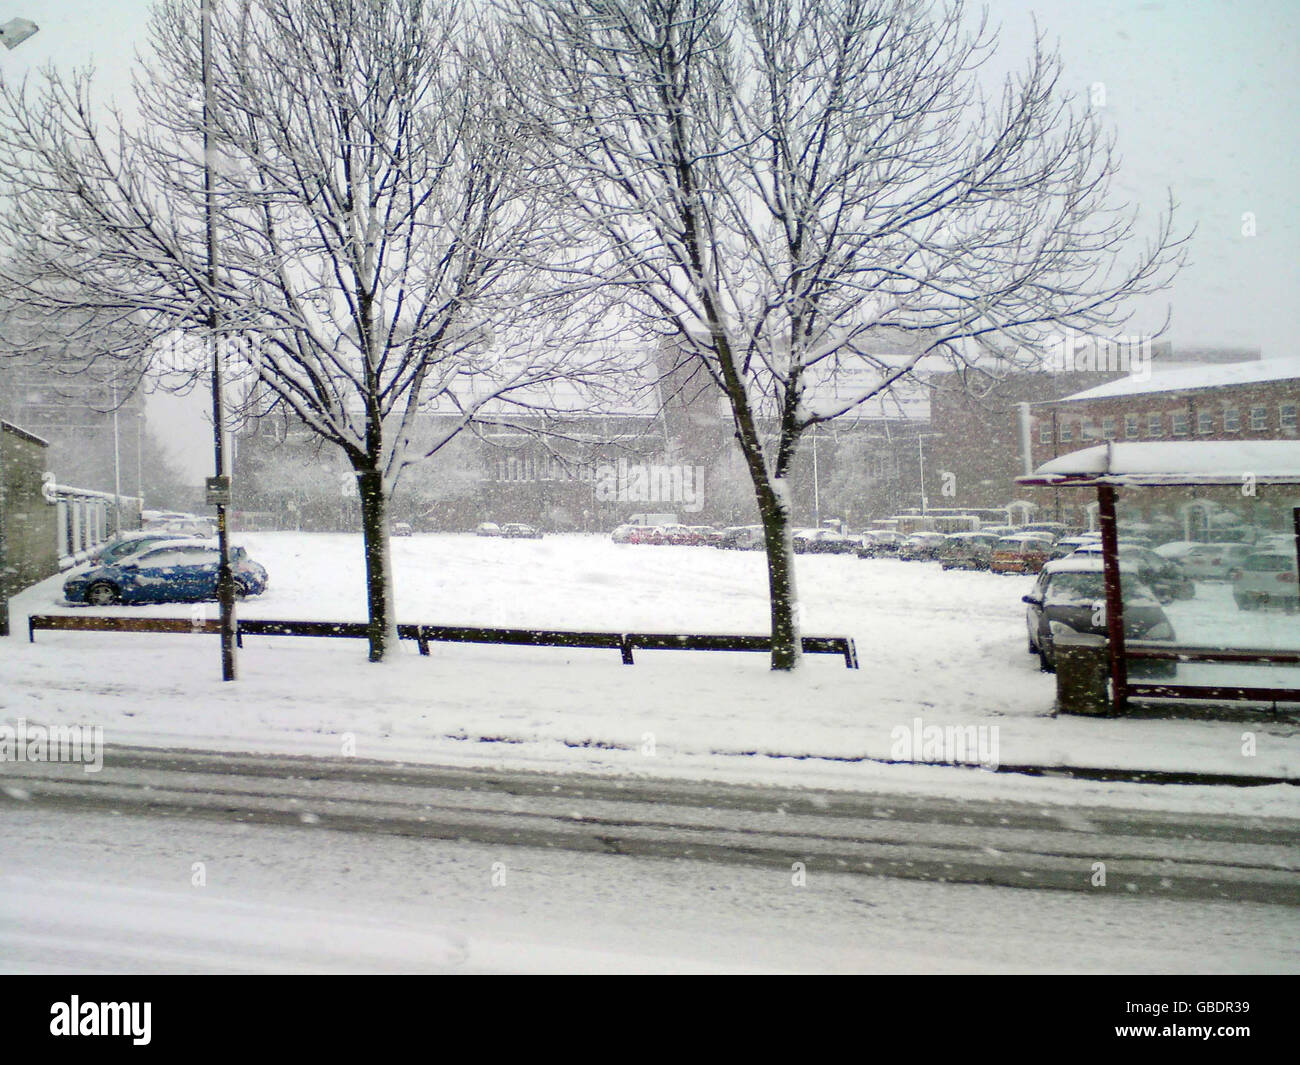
top-left (202, 0), bottom-right (237, 680)
top-left (0, 16), bottom-right (37, 641)
top-left (0, 17), bottom-right (38, 49)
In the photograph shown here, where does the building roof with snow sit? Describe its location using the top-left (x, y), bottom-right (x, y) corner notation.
top-left (1050, 356), bottom-right (1300, 404)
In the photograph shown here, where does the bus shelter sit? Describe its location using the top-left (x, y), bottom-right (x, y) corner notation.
top-left (1017, 441), bottom-right (1300, 714)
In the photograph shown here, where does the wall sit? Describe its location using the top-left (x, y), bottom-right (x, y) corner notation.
top-left (1, 422), bottom-right (57, 630)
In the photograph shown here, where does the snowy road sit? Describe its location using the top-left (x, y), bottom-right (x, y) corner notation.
top-left (2, 748), bottom-right (1298, 972)
top-left (5, 747), bottom-right (1300, 898)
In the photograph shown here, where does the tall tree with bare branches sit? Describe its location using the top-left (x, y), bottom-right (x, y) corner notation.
top-left (0, 0), bottom-right (614, 660)
top-left (497, 0), bottom-right (1187, 668)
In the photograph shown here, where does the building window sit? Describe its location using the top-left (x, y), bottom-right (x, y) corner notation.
top-left (1283, 404), bottom-right (1298, 431)
top-left (1146, 413), bottom-right (1162, 438)
top-left (1197, 411), bottom-right (1213, 435)
top-left (1102, 416), bottom-right (1117, 440)
top-left (1125, 414), bottom-right (1139, 439)
top-left (1038, 421), bottom-right (1051, 444)
top-left (1223, 407), bottom-right (1241, 433)
top-left (1251, 405), bottom-right (1268, 430)
top-left (1059, 422), bottom-right (1073, 443)
top-left (1172, 412), bottom-right (1189, 437)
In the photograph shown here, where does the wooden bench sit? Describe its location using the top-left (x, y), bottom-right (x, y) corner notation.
top-left (27, 614), bottom-right (859, 668)
top-left (1125, 641), bottom-right (1300, 706)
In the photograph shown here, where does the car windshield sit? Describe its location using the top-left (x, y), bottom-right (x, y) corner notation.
top-left (135, 547), bottom-right (219, 567)
top-left (1245, 554), bottom-right (1294, 572)
top-left (1045, 571), bottom-right (1156, 605)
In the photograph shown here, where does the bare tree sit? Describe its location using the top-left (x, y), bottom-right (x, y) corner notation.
top-left (0, 0), bottom-right (614, 660)
top-left (496, 0), bottom-right (1187, 668)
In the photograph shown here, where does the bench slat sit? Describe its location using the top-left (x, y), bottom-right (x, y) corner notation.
top-left (26, 615), bottom-right (859, 669)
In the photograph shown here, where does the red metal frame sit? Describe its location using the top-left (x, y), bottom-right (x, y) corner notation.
top-left (1097, 484), bottom-right (1129, 713)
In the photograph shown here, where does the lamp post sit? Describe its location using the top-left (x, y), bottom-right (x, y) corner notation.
top-left (202, 0), bottom-right (236, 680)
top-left (915, 432), bottom-right (942, 518)
top-left (0, 17), bottom-right (38, 49)
top-left (0, 16), bottom-right (38, 640)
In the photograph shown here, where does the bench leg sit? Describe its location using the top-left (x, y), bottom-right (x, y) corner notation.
top-left (620, 637), bottom-right (634, 665)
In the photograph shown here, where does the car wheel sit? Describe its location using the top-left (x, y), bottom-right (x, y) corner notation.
top-left (1235, 595), bottom-right (1254, 611)
top-left (86, 581), bottom-right (119, 606)
top-left (232, 579), bottom-right (250, 600)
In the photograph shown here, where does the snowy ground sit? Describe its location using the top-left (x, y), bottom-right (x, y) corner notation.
top-left (3, 532), bottom-right (1299, 816)
top-left (6, 807), bottom-right (1294, 974)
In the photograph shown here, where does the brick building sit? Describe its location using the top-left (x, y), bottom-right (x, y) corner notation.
top-left (1025, 356), bottom-right (1300, 529)
top-left (1027, 357), bottom-right (1300, 466)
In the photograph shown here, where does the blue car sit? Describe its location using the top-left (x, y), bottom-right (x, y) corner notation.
top-left (63, 540), bottom-right (269, 606)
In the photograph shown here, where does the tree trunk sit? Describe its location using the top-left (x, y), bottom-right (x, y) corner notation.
top-left (356, 466), bottom-right (398, 662)
top-left (757, 478), bottom-right (801, 671)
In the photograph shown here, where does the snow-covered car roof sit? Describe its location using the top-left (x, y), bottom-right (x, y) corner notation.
top-left (1042, 555), bottom-right (1139, 574)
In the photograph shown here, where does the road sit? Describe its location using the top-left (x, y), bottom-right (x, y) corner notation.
top-left (2, 746), bottom-right (1299, 972)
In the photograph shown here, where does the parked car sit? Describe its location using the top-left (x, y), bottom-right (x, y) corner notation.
top-left (611, 524), bottom-right (639, 543)
top-left (1161, 542), bottom-right (1255, 581)
top-left (391, 522), bottom-right (413, 537)
top-left (793, 528), bottom-right (856, 554)
top-left (1233, 551), bottom-right (1299, 611)
top-left (938, 532), bottom-right (1001, 571)
top-left (1022, 557), bottom-right (1176, 674)
top-left (650, 523), bottom-right (695, 545)
top-left (856, 530), bottom-right (905, 558)
top-left (1021, 522), bottom-right (1070, 541)
top-left (1049, 534), bottom-right (1103, 561)
top-left (475, 522), bottom-right (502, 537)
top-left (154, 518), bottom-right (217, 538)
top-left (989, 532), bottom-right (1055, 574)
top-left (897, 532), bottom-right (947, 561)
top-left (63, 540), bottom-right (269, 606)
top-left (1066, 543), bottom-right (1195, 602)
top-left (1152, 540), bottom-right (1203, 563)
top-left (627, 525), bottom-right (663, 545)
top-left (84, 530), bottom-right (204, 568)
top-left (501, 523), bottom-right (543, 539)
top-left (717, 525), bottom-right (764, 550)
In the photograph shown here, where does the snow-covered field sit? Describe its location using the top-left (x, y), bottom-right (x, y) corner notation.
top-left (3, 532), bottom-right (1298, 815)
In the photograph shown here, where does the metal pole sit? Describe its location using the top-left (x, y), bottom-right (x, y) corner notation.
top-left (1293, 507), bottom-right (1300, 599)
top-left (136, 412), bottom-right (143, 506)
top-left (1098, 484), bottom-right (1128, 714)
top-left (917, 435), bottom-right (927, 517)
top-left (111, 383), bottom-right (122, 536)
top-left (811, 426), bottom-right (820, 527)
top-left (204, 0), bottom-right (236, 680)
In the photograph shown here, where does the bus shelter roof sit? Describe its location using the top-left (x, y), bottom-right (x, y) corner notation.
top-left (1017, 441), bottom-right (1300, 488)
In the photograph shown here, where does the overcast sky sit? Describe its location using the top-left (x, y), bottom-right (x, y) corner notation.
top-left (6, 1), bottom-right (1297, 482)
